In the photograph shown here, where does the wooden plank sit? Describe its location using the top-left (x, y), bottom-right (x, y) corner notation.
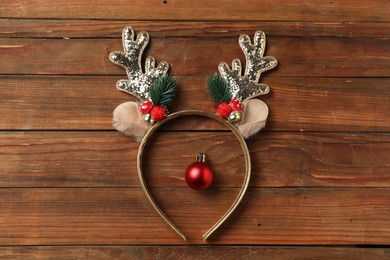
top-left (0, 1), bottom-right (389, 22)
top-left (0, 37), bottom-right (389, 77)
top-left (0, 132), bottom-right (389, 188)
top-left (0, 76), bottom-right (389, 131)
top-left (1, 19), bottom-right (390, 38)
top-left (0, 187), bottom-right (389, 244)
top-left (1, 246), bottom-right (389, 259)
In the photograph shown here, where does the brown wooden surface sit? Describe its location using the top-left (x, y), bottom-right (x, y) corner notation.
top-left (0, 0), bottom-right (389, 258)
top-left (1, 246), bottom-right (390, 260)
top-left (1, 37), bottom-right (389, 77)
top-left (1, 76), bottom-right (389, 131)
top-left (2, 20), bottom-right (390, 38)
top-left (0, 132), bottom-right (389, 188)
top-left (1, 187), bottom-right (390, 244)
top-left (0, 1), bottom-right (389, 21)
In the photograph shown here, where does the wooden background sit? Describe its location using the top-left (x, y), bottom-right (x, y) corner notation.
top-left (0, 0), bottom-right (390, 258)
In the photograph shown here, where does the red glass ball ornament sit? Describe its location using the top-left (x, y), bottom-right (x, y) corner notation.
top-left (229, 99), bottom-right (243, 112)
top-left (185, 153), bottom-right (213, 190)
top-left (217, 102), bottom-right (233, 118)
top-left (150, 105), bottom-right (167, 121)
top-left (140, 100), bottom-right (153, 114)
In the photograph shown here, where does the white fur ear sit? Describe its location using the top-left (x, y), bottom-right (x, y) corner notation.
top-left (237, 99), bottom-right (269, 138)
top-left (113, 101), bottom-right (149, 142)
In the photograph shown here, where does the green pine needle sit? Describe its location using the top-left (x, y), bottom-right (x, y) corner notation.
top-left (149, 75), bottom-right (177, 107)
top-left (207, 73), bottom-right (232, 103)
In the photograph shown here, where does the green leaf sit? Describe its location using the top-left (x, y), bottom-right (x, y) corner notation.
top-left (206, 73), bottom-right (232, 103)
top-left (149, 75), bottom-right (177, 107)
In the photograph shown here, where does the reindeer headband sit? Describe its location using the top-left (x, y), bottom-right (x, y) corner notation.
top-left (110, 27), bottom-right (277, 241)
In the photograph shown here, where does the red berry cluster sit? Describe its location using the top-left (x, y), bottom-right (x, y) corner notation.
top-left (217, 99), bottom-right (243, 118)
top-left (139, 100), bottom-right (167, 121)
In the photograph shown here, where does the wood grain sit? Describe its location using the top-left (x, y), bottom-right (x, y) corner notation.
top-left (1, 76), bottom-right (389, 131)
top-left (0, 1), bottom-right (389, 21)
top-left (0, 187), bottom-right (389, 244)
top-left (1, 0), bottom-right (390, 254)
top-left (1, 246), bottom-right (389, 259)
top-left (2, 19), bottom-right (390, 38)
top-left (0, 132), bottom-right (389, 188)
top-left (0, 37), bottom-right (389, 77)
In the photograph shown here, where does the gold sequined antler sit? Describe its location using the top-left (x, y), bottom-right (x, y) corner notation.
top-left (109, 27), bottom-right (169, 101)
top-left (218, 31), bottom-right (277, 101)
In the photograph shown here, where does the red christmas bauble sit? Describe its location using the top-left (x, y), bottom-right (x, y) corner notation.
top-left (217, 102), bottom-right (233, 118)
top-left (185, 161), bottom-right (213, 190)
top-left (229, 99), bottom-right (243, 112)
top-left (139, 100), bottom-right (153, 114)
top-left (150, 105), bottom-right (167, 121)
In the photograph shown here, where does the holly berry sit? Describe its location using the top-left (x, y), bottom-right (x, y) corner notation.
top-left (140, 100), bottom-right (153, 114)
top-left (217, 102), bottom-right (233, 118)
top-left (150, 105), bottom-right (167, 121)
top-left (229, 99), bottom-right (243, 112)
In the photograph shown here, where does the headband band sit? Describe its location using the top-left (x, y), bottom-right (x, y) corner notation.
top-left (137, 110), bottom-right (251, 240)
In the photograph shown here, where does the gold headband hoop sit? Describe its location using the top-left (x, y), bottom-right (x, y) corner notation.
top-left (137, 110), bottom-right (251, 240)
top-left (109, 27), bottom-right (277, 240)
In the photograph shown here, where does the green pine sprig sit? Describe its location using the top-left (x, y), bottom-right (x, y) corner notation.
top-left (149, 75), bottom-right (177, 107)
top-left (207, 73), bottom-right (232, 103)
